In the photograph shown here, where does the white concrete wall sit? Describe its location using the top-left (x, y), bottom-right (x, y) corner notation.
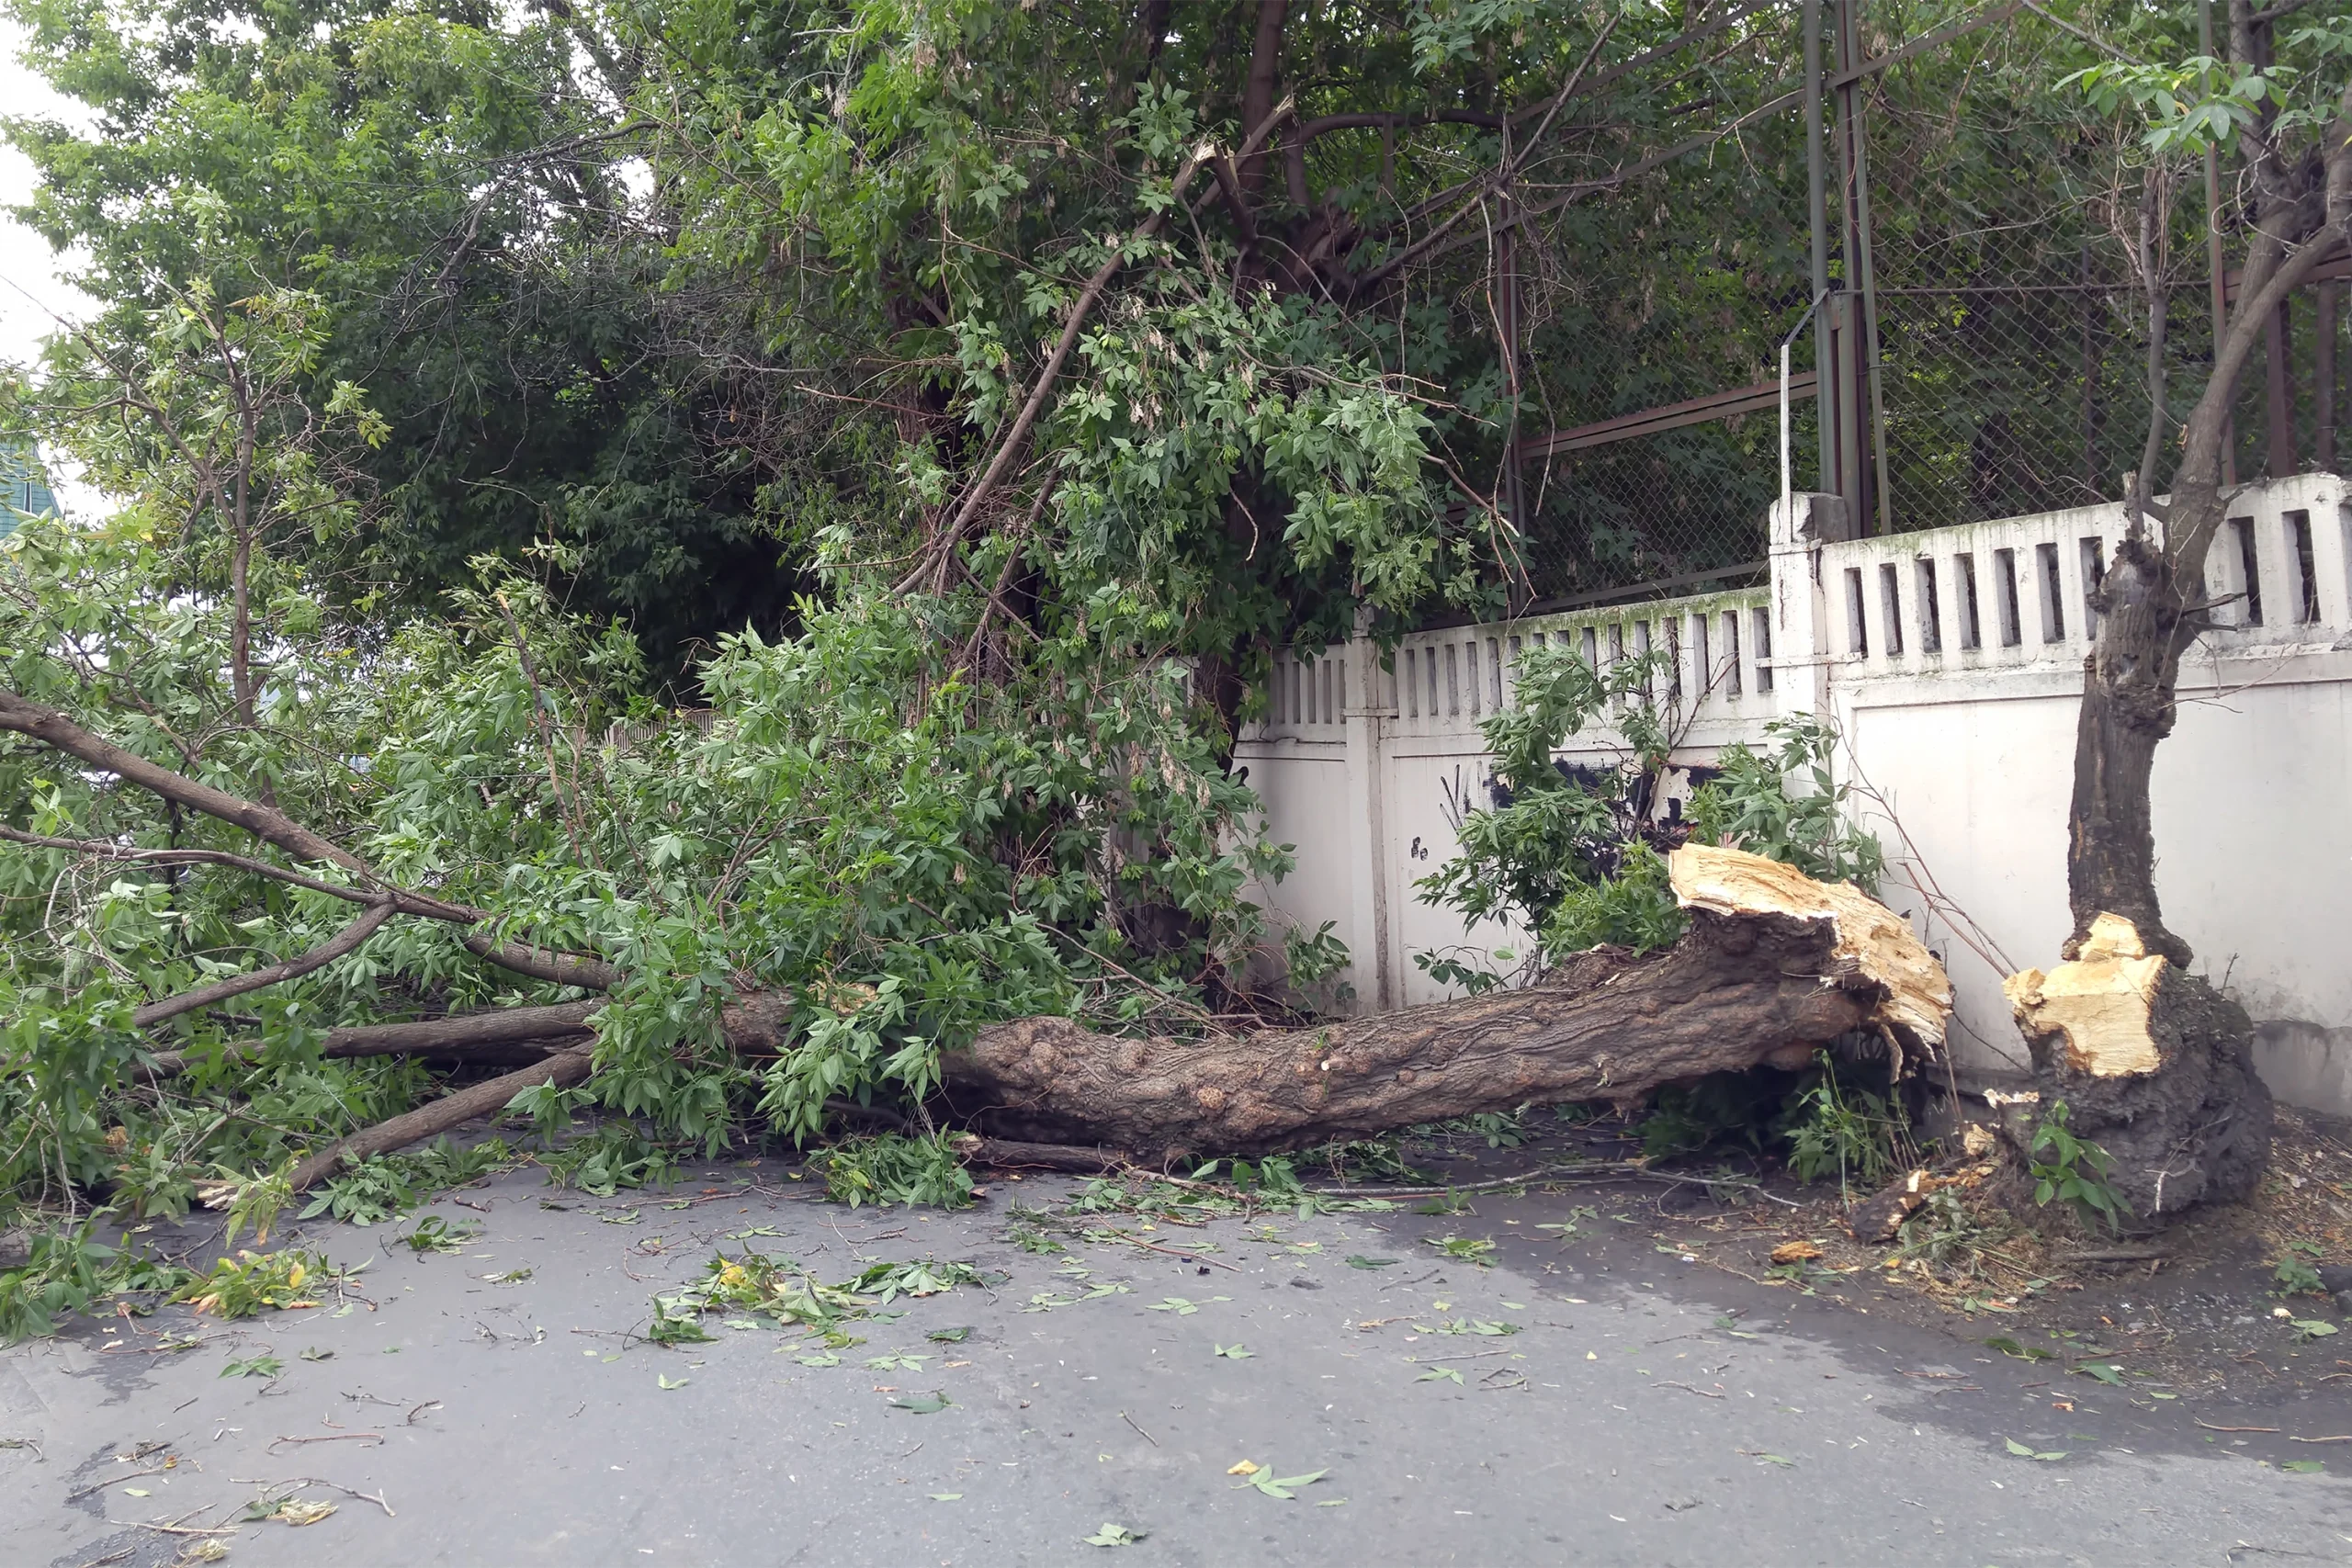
top-left (1236, 473), bottom-right (2352, 1114)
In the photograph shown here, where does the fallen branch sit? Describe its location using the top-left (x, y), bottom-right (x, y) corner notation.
top-left (231, 1475), bottom-right (395, 1517)
top-left (951, 1135), bottom-right (1134, 1173)
top-left (0, 687), bottom-right (616, 992)
top-left (132, 900), bottom-right (396, 1028)
top-left (457, 931), bottom-right (618, 992)
top-left (0, 690), bottom-right (361, 873)
top-left (64, 1465), bottom-right (175, 1501)
top-left (288, 1047), bottom-right (594, 1191)
top-left (902, 96), bottom-right (1300, 592)
top-left (147, 1000), bottom-right (601, 1079)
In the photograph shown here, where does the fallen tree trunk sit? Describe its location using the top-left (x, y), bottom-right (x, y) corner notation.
top-left (266, 845), bottom-right (1950, 1179)
top-left (933, 845), bottom-right (1951, 1164)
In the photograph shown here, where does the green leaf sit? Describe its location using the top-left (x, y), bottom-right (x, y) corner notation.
top-left (927, 1326), bottom-right (972, 1343)
top-left (2282, 1461), bottom-right (2325, 1473)
top-left (1345, 1256), bottom-right (1398, 1269)
top-left (888, 1391), bottom-right (953, 1414)
top-left (1985, 1337), bottom-right (2052, 1361)
top-left (657, 1373), bottom-right (689, 1390)
top-left (1214, 1343), bottom-right (1253, 1359)
top-left (1083, 1523), bottom-right (1145, 1546)
top-left (2073, 1361), bottom-right (2124, 1385)
top-left (1416, 1367), bottom-right (1464, 1383)
top-left (1242, 1466), bottom-right (1330, 1499)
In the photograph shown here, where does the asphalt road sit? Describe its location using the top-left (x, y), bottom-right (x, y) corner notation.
top-left (7, 1160), bottom-right (2351, 1566)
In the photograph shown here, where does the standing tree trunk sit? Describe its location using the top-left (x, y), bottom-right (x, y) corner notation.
top-left (2021, 28), bottom-right (2352, 1218)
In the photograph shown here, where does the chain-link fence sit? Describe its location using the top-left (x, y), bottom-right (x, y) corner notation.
top-left (1504, 2), bottom-right (2347, 600)
top-left (1515, 391), bottom-right (1814, 604)
top-left (1860, 6), bottom-right (2345, 534)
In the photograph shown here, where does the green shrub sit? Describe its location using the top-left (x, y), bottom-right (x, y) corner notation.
top-left (1415, 645), bottom-right (1884, 993)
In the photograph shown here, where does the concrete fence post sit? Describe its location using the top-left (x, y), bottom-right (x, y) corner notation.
top-left (1341, 619), bottom-right (1395, 1011)
top-left (1768, 491), bottom-right (1849, 723)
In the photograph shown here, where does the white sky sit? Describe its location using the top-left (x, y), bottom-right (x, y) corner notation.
top-left (0, 22), bottom-right (95, 365)
top-left (3, 18), bottom-right (100, 512)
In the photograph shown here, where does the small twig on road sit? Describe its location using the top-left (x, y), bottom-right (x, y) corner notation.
top-left (1104, 1232), bottom-right (1240, 1271)
top-left (108, 1519), bottom-right (234, 1538)
top-left (2287, 1434), bottom-right (2352, 1443)
top-left (233, 1474), bottom-right (396, 1517)
top-left (2194, 1418), bottom-right (2280, 1433)
top-left (65, 1465), bottom-right (174, 1501)
top-left (405, 1400), bottom-right (441, 1426)
top-left (266, 1432), bottom-right (382, 1452)
top-left (1653, 1380), bottom-right (1725, 1399)
top-left (1120, 1410), bottom-right (1159, 1447)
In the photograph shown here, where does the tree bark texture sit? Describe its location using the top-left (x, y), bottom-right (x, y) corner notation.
top-left (2065, 536), bottom-right (2188, 964)
top-left (933, 846), bottom-right (1950, 1164)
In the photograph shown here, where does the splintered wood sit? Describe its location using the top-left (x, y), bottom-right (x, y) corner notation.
top-left (1667, 842), bottom-right (1952, 1051)
top-left (2004, 912), bottom-right (2164, 1077)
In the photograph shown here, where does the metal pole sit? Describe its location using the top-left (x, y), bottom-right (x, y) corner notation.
top-left (2318, 278), bottom-right (2338, 473)
top-left (1497, 120), bottom-right (1528, 605)
top-left (1783, 292), bottom-right (1830, 538)
top-left (1830, 0), bottom-right (1864, 518)
top-left (1804, 0), bottom-right (1831, 495)
top-left (1843, 0), bottom-right (1892, 535)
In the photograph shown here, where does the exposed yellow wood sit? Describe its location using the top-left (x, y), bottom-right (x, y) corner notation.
top-left (1668, 842), bottom-right (1952, 1049)
top-left (2003, 913), bottom-right (2165, 1077)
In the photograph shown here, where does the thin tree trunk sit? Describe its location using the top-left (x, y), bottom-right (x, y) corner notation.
top-left (2064, 69), bottom-right (2352, 956)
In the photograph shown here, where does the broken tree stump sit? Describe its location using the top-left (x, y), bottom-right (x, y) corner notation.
top-left (936, 844), bottom-right (1951, 1164)
top-left (2002, 913), bottom-right (2272, 1219)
